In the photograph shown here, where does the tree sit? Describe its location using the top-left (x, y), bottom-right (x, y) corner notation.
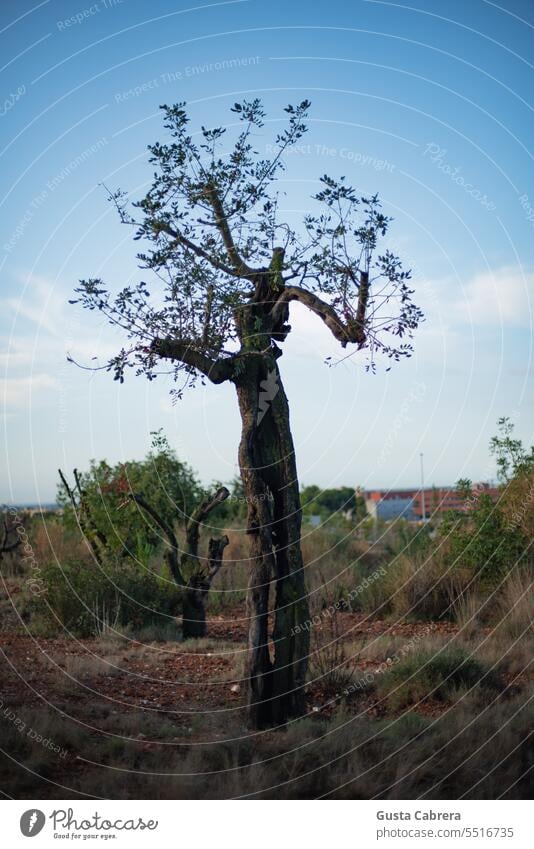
top-left (439, 416), bottom-right (534, 585)
top-left (128, 486), bottom-right (229, 638)
top-left (57, 430), bottom-right (203, 558)
top-left (58, 466), bottom-right (229, 638)
top-left (439, 478), bottom-right (527, 583)
top-left (301, 485), bottom-right (368, 520)
top-left (72, 100), bottom-right (423, 727)
top-left (489, 417), bottom-right (534, 483)
top-left (489, 417), bottom-right (534, 543)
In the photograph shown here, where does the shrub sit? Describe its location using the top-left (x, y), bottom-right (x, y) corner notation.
top-left (357, 549), bottom-right (471, 621)
top-left (34, 556), bottom-right (181, 637)
top-left (440, 483), bottom-right (527, 585)
top-left (501, 468), bottom-right (534, 539)
top-left (374, 647), bottom-right (504, 711)
top-left (493, 567), bottom-right (534, 641)
top-left (58, 430), bottom-right (204, 557)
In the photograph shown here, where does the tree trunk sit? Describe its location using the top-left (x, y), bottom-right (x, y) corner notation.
top-left (235, 352), bottom-right (310, 728)
top-left (182, 577), bottom-right (209, 639)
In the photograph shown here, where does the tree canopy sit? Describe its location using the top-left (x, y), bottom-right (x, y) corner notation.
top-left (57, 430), bottom-right (203, 558)
top-left (71, 99), bottom-right (423, 393)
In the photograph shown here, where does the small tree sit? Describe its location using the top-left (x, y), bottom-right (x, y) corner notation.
top-left (57, 430), bottom-right (203, 558)
top-left (72, 100), bottom-right (422, 727)
top-left (59, 467), bottom-right (229, 638)
top-left (128, 486), bottom-right (229, 638)
top-left (490, 417), bottom-right (534, 483)
top-left (439, 478), bottom-right (527, 584)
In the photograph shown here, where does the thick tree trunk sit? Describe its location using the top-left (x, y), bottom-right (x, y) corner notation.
top-left (235, 352), bottom-right (310, 728)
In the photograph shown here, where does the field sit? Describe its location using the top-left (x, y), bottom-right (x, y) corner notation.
top-left (1, 515), bottom-right (532, 800)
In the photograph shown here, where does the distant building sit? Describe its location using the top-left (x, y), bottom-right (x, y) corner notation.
top-left (304, 514), bottom-right (322, 528)
top-left (363, 483), bottom-right (499, 522)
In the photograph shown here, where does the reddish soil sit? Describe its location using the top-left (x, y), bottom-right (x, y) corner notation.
top-left (0, 607), bottom-right (459, 720)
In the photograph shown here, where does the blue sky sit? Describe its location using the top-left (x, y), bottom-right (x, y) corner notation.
top-left (1, 0), bottom-right (533, 503)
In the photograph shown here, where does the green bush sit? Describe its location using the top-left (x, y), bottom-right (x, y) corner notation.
top-left (374, 648), bottom-right (504, 710)
top-left (34, 557), bottom-right (181, 637)
top-left (440, 482), bottom-right (527, 584)
top-left (58, 430), bottom-right (204, 557)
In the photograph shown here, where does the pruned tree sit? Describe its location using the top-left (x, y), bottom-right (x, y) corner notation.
top-left (59, 467), bottom-right (228, 637)
top-left (129, 486), bottom-right (229, 638)
top-left (58, 430), bottom-right (204, 559)
top-left (71, 99), bottom-right (423, 727)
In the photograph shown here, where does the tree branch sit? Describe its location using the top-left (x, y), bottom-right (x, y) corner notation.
top-left (151, 339), bottom-right (234, 383)
top-left (354, 270), bottom-right (370, 336)
top-left (73, 468), bottom-right (109, 551)
top-left (130, 487), bottom-right (229, 588)
top-left (270, 286), bottom-right (366, 347)
top-left (206, 534), bottom-right (229, 585)
top-left (58, 468), bottom-right (106, 565)
top-left (128, 493), bottom-right (185, 587)
top-left (154, 220), bottom-right (245, 279)
top-left (186, 486), bottom-right (230, 557)
top-left (204, 183), bottom-right (257, 278)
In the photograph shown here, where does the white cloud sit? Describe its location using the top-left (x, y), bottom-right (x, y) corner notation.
top-left (4, 272), bottom-right (67, 336)
top-left (454, 266), bottom-right (534, 327)
top-left (1, 272), bottom-right (119, 412)
top-left (1, 373), bottom-right (58, 408)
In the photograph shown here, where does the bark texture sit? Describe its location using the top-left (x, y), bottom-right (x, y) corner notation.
top-left (239, 366), bottom-right (310, 726)
top-left (233, 301), bottom-right (310, 727)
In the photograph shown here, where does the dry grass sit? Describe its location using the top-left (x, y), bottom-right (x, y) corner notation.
top-left (356, 549), bottom-right (473, 621)
top-left (493, 568), bottom-right (534, 641)
top-left (309, 611), bottom-right (366, 699)
top-left (2, 685), bottom-right (531, 799)
top-left (31, 518), bottom-right (89, 568)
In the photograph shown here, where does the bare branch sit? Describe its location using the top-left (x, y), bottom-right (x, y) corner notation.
top-left (154, 220), bottom-right (243, 279)
top-left (186, 486), bottom-right (230, 558)
top-left (354, 270), bottom-right (370, 334)
top-left (204, 183), bottom-right (257, 278)
top-left (58, 468), bottom-right (106, 565)
top-left (58, 468), bottom-right (77, 509)
top-left (206, 534), bottom-right (229, 585)
top-left (270, 286), bottom-right (366, 347)
top-left (151, 339), bottom-right (234, 383)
